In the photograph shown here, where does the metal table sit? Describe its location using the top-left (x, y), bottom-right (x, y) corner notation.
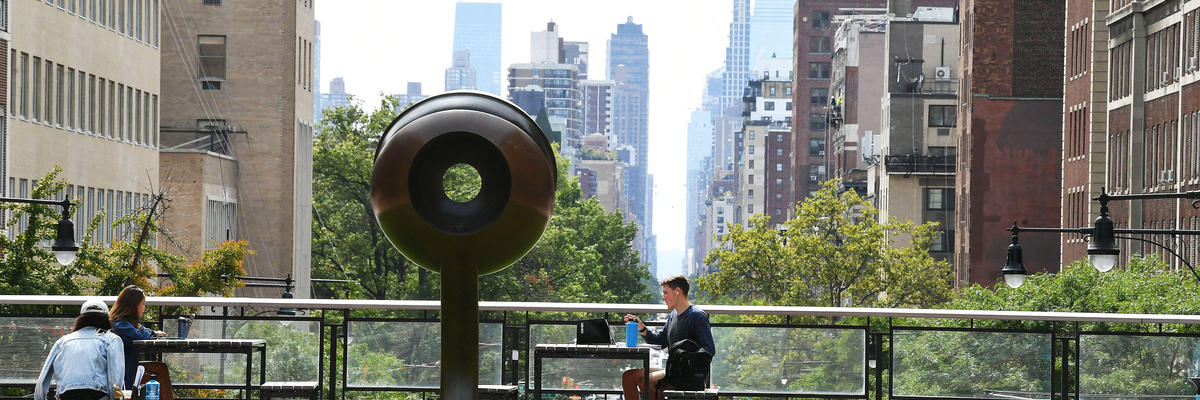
top-left (533, 344), bottom-right (657, 399)
top-left (134, 339), bottom-right (266, 400)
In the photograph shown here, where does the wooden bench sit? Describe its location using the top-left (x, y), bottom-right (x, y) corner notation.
top-left (662, 388), bottom-right (719, 399)
top-left (259, 381), bottom-right (318, 400)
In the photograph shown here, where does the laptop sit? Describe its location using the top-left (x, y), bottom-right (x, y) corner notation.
top-left (576, 318), bottom-right (612, 345)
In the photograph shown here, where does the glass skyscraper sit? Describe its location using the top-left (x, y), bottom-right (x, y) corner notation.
top-left (451, 2), bottom-right (502, 96)
top-left (749, 0), bottom-right (796, 70)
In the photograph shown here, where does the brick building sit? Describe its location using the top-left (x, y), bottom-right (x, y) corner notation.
top-left (8, 0), bottom-right (161, 250)
top-left (158, 0), bottom-right (315, 297)
top-left (1100, 0), bottom-right (1200, 271)
top-left (792, 0), bottom-right (888, 201)
top-left (955, 0), bottom-right (1066, 287)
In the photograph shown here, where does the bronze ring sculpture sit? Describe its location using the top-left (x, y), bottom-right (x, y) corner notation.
top-left (371, 91), bottom-right (557, 399)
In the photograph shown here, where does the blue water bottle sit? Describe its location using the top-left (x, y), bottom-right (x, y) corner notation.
top-left (143, 375), bottom-right (160, 400)
top-left (625, 320), bottom-right (639, 347)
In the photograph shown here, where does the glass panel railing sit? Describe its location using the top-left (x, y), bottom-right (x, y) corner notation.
top-left (0, 317), bottom-right (74, 384)
top-left (892, 329), bottom-right (1053, 399)
top-left (711, 326), bottom-right (865, 395)
top-left (1080, 333), bottom-right (1200, 400)
top-left (345, 321), bottom-right (503, 388)
top-left (160, 319), bottom-right (320, 387)
top-left (527, 322), bottom-right (649, 393)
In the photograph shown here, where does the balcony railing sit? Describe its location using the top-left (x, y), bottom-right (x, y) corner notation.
top-left (4, 296), bottom-right (1200, 400)
top-left (884, 154), bottom-right (956, 174)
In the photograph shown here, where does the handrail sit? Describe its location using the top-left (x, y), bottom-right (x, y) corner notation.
top-left (5, 295), bottom-right (1200, 325)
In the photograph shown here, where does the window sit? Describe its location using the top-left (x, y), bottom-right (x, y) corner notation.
top-left (776, 178), bottom-right (783, 186)
top-left (764, 101), bottom-right (775, 111)
top-left (926, 188), bottom-right (954, 210)
top-left (749, 131), bottom-right (755, 140)
top-left (198, 35), bottom-right (227, 80)
top-left (930, 230), bottom-right (953, 252)
top-left (45, 60), bottom-right (54, 125)
top-left (203, 0), bottom-right (221, 4)
top-left (206, 200), bottom-right (237, 247)
top-left (810, 139), bottom-right (826, 156)
top-left (812, 11), bottom-right (831, 29)
top-left (776, 163), bottom-right (783, 172)
top-left (786, 101), bottom-right (792, 111)
top-left (769, 86), bottom-right (776, 96)
top-left (929, 105), bottom-right (957, 127)
top-left (748, 204), bottom-right (754, 214)
top-left (776, 148), bottom-right (783, 156)
top-left (928, 146), bottom-right (957, 158)
top-left (785, 87), bottom-right (792, 96)
top-left (749, 145), bottom-right (755, 155)
top-left (748, 190), bottom-right (754, 199)
top-left (748, 175), bottom-right (754, 184)
top-left (810, 88), bottom-right (828, 106)
top-left (810, 113), bottom-right (826, 130)
top-left (56, 64), bottom-right (65, 126)
top-left (810, 36), bottom-right (831, 53)
top-left (808, 62), bottom-right (831, 79)
top-left (32, 57), bottom-right (41, 122)
top-left (748, 160), bottom-right (754, 169)
top-left (67, 68), bottom-right (75, 129)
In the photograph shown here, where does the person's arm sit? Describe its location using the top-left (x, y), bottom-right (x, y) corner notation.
top-left (691, 312), bottom-right (716, 355)
top-left (35, 339), bottom-right (61, 400)
top-left (113, 320), bottom-right (154, 340)
top-left (106, 334), bottom-right (126, 390)
top-left (643, 317), bottom-right (669, 346)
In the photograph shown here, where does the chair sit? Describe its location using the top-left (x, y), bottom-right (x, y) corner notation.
top-left (136, 362), bottom-right (173, 400)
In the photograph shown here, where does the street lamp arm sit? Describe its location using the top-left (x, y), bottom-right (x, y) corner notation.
top-left (1114, 228), bottom-right (1200, 235)
top-left (1006, 225), bottom-right (1093, 235)
top-left (1114, 235), bottom-right (1200, 284)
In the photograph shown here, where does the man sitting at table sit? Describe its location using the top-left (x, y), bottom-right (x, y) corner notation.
top-left (622, 275), bottom-right (715, 400)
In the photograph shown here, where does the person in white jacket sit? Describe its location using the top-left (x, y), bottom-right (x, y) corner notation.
top-left (35, 298), bottom-right (125, 400)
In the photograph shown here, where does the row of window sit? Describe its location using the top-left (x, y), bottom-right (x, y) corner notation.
top-left (296, 35), bottom-right (313, 92)
top-left (9, 50), bottom-right (159, 147)
top-left (1181, 110), bottom-right (1200, 182)
top-left (1063, 189), bottom-right (1088, 242)
top-left (1066, 104), bottom-right (1089, 159)
top-left (6, 177), bottom-right (152, 248)
top-left (1110, 41), bottom-right (1133, 100)
top-left (42, 0), bottom-right (159, 47)
top-left (1067, 19), bottom-right (1091, 79)
top-left (1108, 129), bottom-right (1131, 192)
top-left (761, 100), bottom-right (792, 111)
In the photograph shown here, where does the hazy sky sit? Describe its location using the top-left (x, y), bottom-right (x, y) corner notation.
top-left (316, 1), bottom-right (733, 279)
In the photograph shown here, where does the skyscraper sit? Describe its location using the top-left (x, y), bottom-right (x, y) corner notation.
top-left (722, 0), bottom-right (751, 113)
top-left (607, 17), bottom-right (653, 272)
top-left (319, 77), bottom-right (352, 118)
top-left (445, 50), bottom-right (477, 91)
top-left (749, 0), bottom-right (795, 71)
top-left (452, 2), bottom-right (502, 96)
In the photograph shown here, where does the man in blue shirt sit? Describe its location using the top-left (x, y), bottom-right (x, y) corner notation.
top-left (622, 275), bottom-right (715, 400)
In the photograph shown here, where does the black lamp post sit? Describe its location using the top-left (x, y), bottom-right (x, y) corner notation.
top-left (1004, 188), bottom-right (1200, 288)
top-left (0, 195), bottom-right (78, 265)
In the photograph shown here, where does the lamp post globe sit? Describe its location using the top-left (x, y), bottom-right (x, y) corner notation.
top-left (1002, 230), bottom-right (1027, 288)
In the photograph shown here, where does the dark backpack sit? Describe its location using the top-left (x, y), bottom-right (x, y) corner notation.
top-left (657, 338), bottom-right (713, 392)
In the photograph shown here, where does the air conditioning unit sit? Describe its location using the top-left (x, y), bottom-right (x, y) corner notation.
top-left (934, 66), bottom-right (952, 80)
top-left (809, 175), bottom-right (819, 181)
top-left (1161, 169), bottom-right (1174, 182)
top-left (1191, 56), bottom-right (1198, 70)
top-left (818, 150), bottom-right (826, 156)
top-left (1162, 71), bottom-right (1171, 85)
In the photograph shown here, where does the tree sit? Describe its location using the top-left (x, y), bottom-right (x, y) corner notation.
top-left (0, 167), bottom-right (248, 299)
top-left (699, 179), bottom-right (952, 309)
top-left (313, 97), bottom-right (655, 304)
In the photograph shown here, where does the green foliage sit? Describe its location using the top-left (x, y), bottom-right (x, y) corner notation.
top-left (313, 97), bottom-right (654, 304)
top-left (700, 179), bottom-right (952, 309)
top-left (0, 167), bottom-right (246, 301)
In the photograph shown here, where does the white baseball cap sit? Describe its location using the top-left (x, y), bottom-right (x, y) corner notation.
top-left (80, 298), bottom-right (109, 315)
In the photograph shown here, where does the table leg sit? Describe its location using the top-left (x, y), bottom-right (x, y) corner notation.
top-left (643, 354), bottom-right (650, 400)
top-left (534, 353), bottom-right (542, 400)
top-left (259, 347), bottom-right (266, 384)
top-left (245, 350), bottom-right (252, 400)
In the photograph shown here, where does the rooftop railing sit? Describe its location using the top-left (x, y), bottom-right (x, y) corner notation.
top-left (4, 296), bottom-right (1200, 400)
